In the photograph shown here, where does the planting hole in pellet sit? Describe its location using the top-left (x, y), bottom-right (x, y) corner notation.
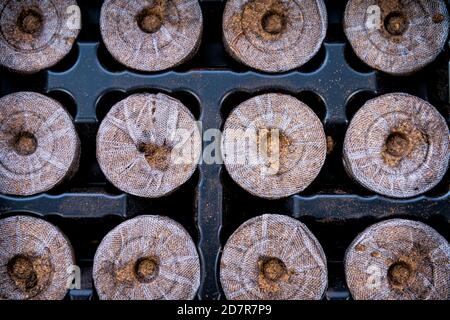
top-left (12, 131), bottom-right (38, 156)
top-left (137, 8), bottom-right (163, 34)
top-left (7, 255), bottom-right (38, 290)
top-left (17, 8), bottom-right (43, 35)
top-left (261, 11), bottom-right (285, 34)
top-left (388, 261), bottom-right (412, 287)
top-left (134, 257), bottom-right (159, 283)
top-left (138, 142), bottom-right (171, 171)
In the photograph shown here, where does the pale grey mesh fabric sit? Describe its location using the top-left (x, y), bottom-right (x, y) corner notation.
top-left (93, 215), bottom-right (201, 300)
top-left (345, 219), bottom-right (450, 300)
top-left (96, 93), bottom-right (201, 198)
top-left (0, 216), bottom-right (75, 300)
top-left (222, 0), bottom-right (327, 73)
top-left (344, 0), bottom-right (449, 75)
top-left (100, 0), bottom-right (203, 72)
top-left (0, 92), bottom-right (80, 196)
top-left (222, 93), bottom-right (327, 199)
top-left (343, 93), bottom-right (449, 198)
top-left (220, 214), bottom-right (328, 300)
top-left (0, 0), bottom-right (80, 74)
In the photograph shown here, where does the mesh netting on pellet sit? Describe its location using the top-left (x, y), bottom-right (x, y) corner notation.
top-left (344, 0), bottom-right (449, 75)
top-left (0, 92), bottom-right (80, 196)
top-left (0, 0), bottom-right (80, 74)
top-left (222, 93), bottom-right (327, 199)
top-left (100, 0), bottom-right (203, 72)
top-left (220, 214), bottom-right (328, 300)
top-left (96, 93), bottom-right (201, 198)
top-left (0, 216), bottom-right (75, 300)
top-left (345, 219), bottom-right (450, 300)
top-left (222, 0), bottom-right (327, 73)
top-left (93, 215), bottom-right (201, 300)
top-left (343, 93), bottom-right (449, 198)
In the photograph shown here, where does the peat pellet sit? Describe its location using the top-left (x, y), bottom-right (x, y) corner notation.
top-left (220, 214), bottom-right (328, 300)
top-left (0, 216), bottom-right (75, 300)
top-left (343, 93), bottom-right (449, 198)
top-left (222, 0), bottom-right (327, 73)
top-left (221, 93), bottom-right (327, 199)
top-left (93, 215), bottom-right (201, 300)
top-left (96, 93), bottom-right (201, 198)
top-left (0, 92), bottom-right (80, 196)
top-left (345, 219), bottom-right (450, 300)
top-left (344, 0), bottom-right (449, 75)
top-left (0, 0), bottom-right (81, 74)
top-left (100, 0), bottom-right (203, 72)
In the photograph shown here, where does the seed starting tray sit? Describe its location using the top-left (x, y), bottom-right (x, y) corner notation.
top-left (0, 0), bottom-right (449, 300)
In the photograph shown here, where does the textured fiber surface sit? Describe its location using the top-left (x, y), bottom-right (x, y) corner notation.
top-left (220, 214), bottom-right (328, 300)
top-left (223, 0), bottom-right (327, 73)
top-left (96, 93), bottom-right (201, 198)
top-left (343, 93), bottom-right (449, 198)
top-left (345, 219), bottom-right (450, 300)
top-left (0, 216), bottom-right (75, 300)
top-left (93, 215), bottom-right (201, 300)
top-left (222, 93), bottom-right (327, 199)
top-left (0, 92), bottom-right (80, 196)
top-left (100, 0), bottom-right (203, 72)
top-left (344, 0), bottom-right (449, 75)
top-left (0, 0), bottom-right (80, 74)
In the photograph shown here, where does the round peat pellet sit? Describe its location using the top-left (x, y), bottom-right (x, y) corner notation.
top-left (220, 214), bottom-right (328, 300)
top-left (100, 0), bottom-right (203, 72)
top-left (345, 219), bottom-right (450, 300)
top-left (343, 93), bottom-right (449, 198)
top-left (96, 93), bottom-right (201, 198)
top-left (344, 0), bottom-right (449, 75)
top-left (0, 216), bottom-right (75, 300)
top-left (222, 0), bottom-right (327, 73)
top-left (0, 0), bottom-right (81, 74)
top-left (93, 215), bottom-right (201, 300)
top-left (0, 92), bottom-right (80, 196)
top-left (221, 93), bottom-right (327, 199)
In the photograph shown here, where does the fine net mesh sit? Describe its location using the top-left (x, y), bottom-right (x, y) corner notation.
top-left (0, 216), bottom-right (75, 300)
top-left (344, 0), bottom-right (449, 75)
top-left (0, 0), bottom-right (80, 73)
top-left (220, 214), bottom-right (328, 300)
top-left (223, 0), bottom-right (327, 72)
top-left (0, 92), bottom-right (80, 196)
top-left (343, 93), bottom-right (449, 198)
top-left (100, 0), bottom-right (203, 72)
top-left (97, 93), bottom-right (201, 198)
top-left (222, 93), bottom-right (327, 199)
top-left (345, 219), bottom-right (450, 300)
top-left (93, 215), bottom-right (201, 300)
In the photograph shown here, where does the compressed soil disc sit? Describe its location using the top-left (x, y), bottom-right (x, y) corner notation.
top-left (220, 214), bottom-right (328, 300)
top-left (97, 93), bottom-right (201, 198)
top-left (343, 93), bottom-right (449, 198)
top-left (100, 0), bottom-right (203, 72)
top-left (0, 0), bottom-right (81, 74)
top-left (222, 0), bottom-right (327, 73)
top-left (0, 215), bottom-right (75, 300)
top-left (345, 219), bottom-right (450, 300)
top-left (344, 0), bottom-right (449, 75)
top-left (222, 93), bottom-right (327, 199)
top-left (0, 92), bottom-right (80, 196)
top-left (93, 215), bottom-right (201, 300)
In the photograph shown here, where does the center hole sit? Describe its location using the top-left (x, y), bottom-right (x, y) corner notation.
top-left (138, 142), bottom-right (171, 171)
top-left (13, 131), bottom-right (38, 156)
top-left (137, 8), bottom-right (163, 34)
top-left (17, 9), bottom-right (43, 35)
top-left (261, 257), bottom-right (288, 282)
top-left (7, 255), bottom-right (38, 290)
top-left (388, 261), bottom-right (412, 286)
top-left (384, 11), bottom-right (409, 36)
top-left (134, 257), bottom-right (159, 283)
top-left (261, 11), bottom-right (285, 34)
top-left (385, 132), bottom-right (410, 158)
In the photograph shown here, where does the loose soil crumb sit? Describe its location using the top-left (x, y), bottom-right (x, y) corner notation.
top-left (257, 257), bottom-right (291, 294)
top-left (138, 142), bottom-right (171, 171)
top-left (355, 244), bottom-right (366, 252)
top-left (432, 13), bottom-right (445, 23)
top-left (7, 254), bottom-right (52, 297)
top-left (326, 136), bottom-right (335, 154)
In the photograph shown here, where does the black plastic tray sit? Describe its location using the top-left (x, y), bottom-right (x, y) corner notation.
top-left (0, 0), bottom-right (448, 300)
